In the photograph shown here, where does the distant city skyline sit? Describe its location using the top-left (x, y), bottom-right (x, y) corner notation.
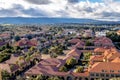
top-left (0, 0), bottom-right (120, 21)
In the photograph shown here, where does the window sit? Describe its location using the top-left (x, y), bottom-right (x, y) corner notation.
top-left (111, 74), bottom-right (114, 77)
top-left (101, 73), bottom-right (104, 77)
top-left (90, 73), bottom-right (94, 76)
top-left (106, 74), bottom-right (109, 77)
top-left (115, 74), bottom-right (120, 77)
top-left (96, 73), bottom-right (99, 76)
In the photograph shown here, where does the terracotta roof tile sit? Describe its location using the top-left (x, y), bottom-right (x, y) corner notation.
top-left (69, 39), bottom-right (81, 44)
top-left (15, 38), bottom-right (38, 46)
top-left (94, 47), bottom-right (108, 53)
top-left (67, 48), bottom-right (81, 57)
top-left (112, 57), bottom-right (120, 63)
top-left (89, 62), bottom-right (120, 74)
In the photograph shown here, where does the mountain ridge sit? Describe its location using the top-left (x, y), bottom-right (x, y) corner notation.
top-left (0, 17), bottom-right (119, 24)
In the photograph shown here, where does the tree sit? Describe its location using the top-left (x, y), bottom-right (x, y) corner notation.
top-left (5, 43), bottom-right (11, 49)
top-left (0, 46), bottom-right (5, 51)
top-left (19, 56), bottom-right (24, 61)
top-left (25, 55), bottom-right (31, 63)
top-left (49, 45), bottom-right (64, 55)
top-left (35, 75), bottom-right (45, 80)
top-left (1, 70), bottom-right (11, 80)
top-left (14, 46), bottom-right (20, 51)
top-left (74, 66), bottom-right (84, 73)
top-left (42, 48), bottom-right (48, 54)
top-left (59, 66), bottom-right (67, 72)
top-left (29, 46), bottom-right (36, 52)
top-left (47, 76), bottom-right (62, 80)
top-left (66, 57), bottom-right (76, 67)
top-left (106, 32), bottom-right (120, 42)
top-left (62, 45), bottom-right (68, 50)
top-left (27, 35), bottom-right (32, 40)
top-left (50, 53), bottom-right (58, 58)
top-left (0, 53), bottom-right (11, 62)
top-left (16, 75), bottom-right (25, 80)
top-left (84, 52), bottom-right (92, 60)
top-left (3, 49), bottom-right (12, 53)
top-left (33, 50), bottom-right (41, 60)
top-left (14, 36), bottom-right (20, 41)
top-left (15, 60), bottom-right (19, 66)
top-left (19, 56), bottom-right (25, 66)
top-left (85, 40), bottom-right (94, 46)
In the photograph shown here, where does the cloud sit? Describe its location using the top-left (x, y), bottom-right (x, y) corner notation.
top-left (95, 11), bottom-right (120, 18)
top-left (67, 0), bottom-right (79, 3)
top-left (25, 0), bottom-right (51, 5)
top-left (0, 0), bottom-right (120, 21)
top-left (0, 4), bottom-right (29, 17)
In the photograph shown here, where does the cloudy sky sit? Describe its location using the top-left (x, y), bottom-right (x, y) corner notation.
top-left (0, 0), bottom-right (120, 20)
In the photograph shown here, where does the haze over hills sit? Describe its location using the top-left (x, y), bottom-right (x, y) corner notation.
top-left (0, 17), bottom-right (120, 24)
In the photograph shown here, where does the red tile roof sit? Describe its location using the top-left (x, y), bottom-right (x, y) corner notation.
top-left (0, 54), bottom-right (27, 73)
top-left (94, 47), bottom-right (108, 53)
top-left (74, 41), bottom-right (85, 48)
top-left (25, 61), bottom-right (69, 76)
top-left (91, 48), bottom-right (120, 63)
top-left (67, 48), bottom-right (81, 57)
top-left (0, 33), bottom-right (11, 38)
top-left (104, 48), bottom-right (120, 61)
top-left (0, 63), bottom-right (19, 73)
top-left (89, 62), bottom-right (120, 74)
top-left (112, 57), bottom-right (120, 63)
top-left (5, 54), bottom-right (24, 64)
top-left (94, 37), bottom-right (114, 47)
top-left (15, 38), bottom-right (38, 47)
top-left (69, 39), bottom-right (81, 44)
top-left (25, 62), bottom-right (89, 77)
top-left (90, 55), bottom-right (103, 62)
top-left (40, 58), bottom-right (65, 67)
top-left (72, 72), bottom-right (89, 77)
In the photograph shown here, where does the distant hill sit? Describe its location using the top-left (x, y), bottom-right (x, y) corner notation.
top-left (0, 17), bottom-right (119, 24)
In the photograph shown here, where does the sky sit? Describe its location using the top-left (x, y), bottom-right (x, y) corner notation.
top-left (0, 0), bottom-right (120, 20)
